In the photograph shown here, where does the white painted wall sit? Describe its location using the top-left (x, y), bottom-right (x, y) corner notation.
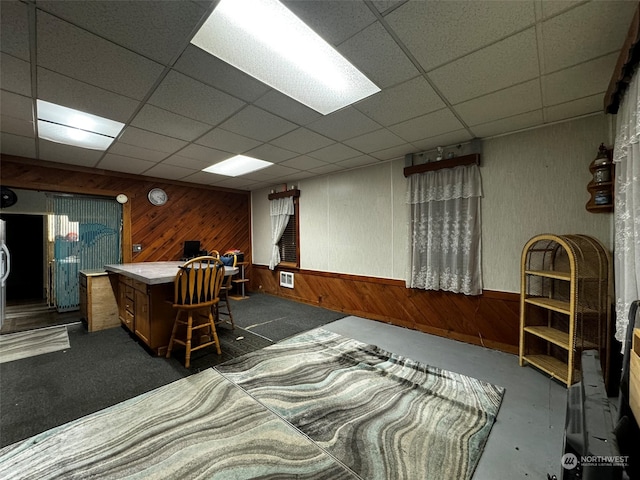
top-left (251, 114), bottom-right (613, 293)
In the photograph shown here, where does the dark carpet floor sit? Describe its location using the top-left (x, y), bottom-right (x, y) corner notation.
top-left (0, 293), bottom-right (344, 448)
top-left (230, 292), bottom-right (345, 342)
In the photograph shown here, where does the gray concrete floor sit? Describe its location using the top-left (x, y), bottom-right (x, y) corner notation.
top-left (324, 315), bottom-right (567, 480)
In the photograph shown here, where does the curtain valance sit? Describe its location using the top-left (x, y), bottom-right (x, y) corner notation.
top-left (406, 164), bottom-right (483, 204)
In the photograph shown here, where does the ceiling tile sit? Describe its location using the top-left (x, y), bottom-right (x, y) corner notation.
top-left (337, 21), bottom-right (419, 89)
top-left (308, 163), bottom-right (347, 175)
top-left (371, 1), bottom-right (405, 15)
top-left (387, 1), bottom-right (535, 70)
top-left (107, 142), bottom-right (169, 162)
top-left (540, 1), bottom-right (584, 19)
top-left (429, 28), bottom-right (539, 104)
top-left (454, 79), bottom-right (542, 126)
top-left (118, 127), bottom-right (187, 154)
top-left (370, 143), bottom-right (414, 161)
top-left (0, 90), bottom-right (33, 121)
top-left (181, 170), bottom-right (227, 186)
top-left (211, 177), bottom-right (258, 190)
top-left (1, 0), bottom-right (30, 60)
top-left (355, 76), bottom-right (445, 126)
top-left (281, 0), bottom-right (377, 46)
top-left (245, 144), bottom-right (298, 163)
top-left (1, 115), bottom-right (34, 138)
top-left (470, 110), bottom-right (544, 138)
top-left (336, 155), bottom-right (379, 169)
top-left (541, 53), bottom-right (617, 106)
top-left (411, 129), bottom-right (474, 154)
top-left (540, 1), bottom-right (637, 73)
top-left (344, 128), bottom-right (406, 153)
top-left (174, 45), bottom-right (270, 103)
top-left (196, 128), bottom-right (262, 153)
top-left (36, 0), bottom-right (206, 65)
top-left (278, 155), bottom-right (331, 170)
top-left (244, 164), bottom-right (300, 181)
top-left (218, 106), bottom-right (297, 142)
top-left (270, 128), bottom-right (334, 154)
top-left (178, 144), bottom-right (232, 164)
top-left (0, 132), bottom-right (36, 158)
top-left (141, 163), bottom-right (198, 181)
top-left (37, 67), bottom-right (139, 123)
top-left (307, 107), bottom-right (382, 141)
top-left (307, 143), bottom-right (361, 162)
top-left (389, 108), bottom-right (464, 143)
top-left (254, 90), bottom-right (322, 125)
top-left (97, 153), bottom-right (156, 174)
top-left (37, 12), bottom-right (164, 100)
top-left (38, 140), bottom-right (103, 167)
top-left (544, 94), bottom-right (603, 123)
top-left (130, 105), bottom-right (211, 141)
top-left (1, 54), bottom-right (31, 96)
top-left (162, 154), bottom-right (215, 171)
top-left (148, 70), bottom-right (245, 126)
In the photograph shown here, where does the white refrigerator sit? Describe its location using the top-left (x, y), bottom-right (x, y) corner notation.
top-left (0, 219), bottom-right (10, 329)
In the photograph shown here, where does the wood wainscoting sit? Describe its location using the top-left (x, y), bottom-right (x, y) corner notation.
top-left (252, 265), bottom-right (520, 354)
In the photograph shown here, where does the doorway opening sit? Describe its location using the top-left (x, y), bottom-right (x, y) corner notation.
top-left (0, 213), bottom-right (74, 333)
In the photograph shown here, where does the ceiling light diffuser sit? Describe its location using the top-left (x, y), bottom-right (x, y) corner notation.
top-left (36, 99), bottom-right (124, 150)
top-left (203, 155), bottom-right (273, 177)
top-left (191, 0), bottom-right (380, 115)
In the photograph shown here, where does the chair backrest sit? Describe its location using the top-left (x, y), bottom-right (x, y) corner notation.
top-left (174, 256), bottom-right (225, 307)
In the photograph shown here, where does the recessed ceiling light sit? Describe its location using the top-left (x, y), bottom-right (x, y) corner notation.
top-left (191, 0), bottom-right (380, 115)
top-left (36, 99), bottom-right (124, 150)
top-left (203, 155), bottom-right (273, 177)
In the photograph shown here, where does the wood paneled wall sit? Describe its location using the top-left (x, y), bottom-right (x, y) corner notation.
top-left (252, 265), bottom-right (520, 354)
top-left (1, 156), bottom-right (251, 270)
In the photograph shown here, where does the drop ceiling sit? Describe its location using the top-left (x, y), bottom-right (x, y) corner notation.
top-left (0, 0), bottom-right (634, 191)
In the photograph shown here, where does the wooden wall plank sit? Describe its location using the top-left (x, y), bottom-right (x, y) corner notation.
top-left (252, 265), bottom-right (520, 354)
top-left (1, 156), bottom-right (251, 272)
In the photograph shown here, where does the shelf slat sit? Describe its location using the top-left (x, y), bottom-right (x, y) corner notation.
top-left (525, 269), bottom-right (571, 281)
top-left (523, 326), bottom-right (570, 349)
top-left (522, 354), bottom-right (571, 384)
top-left (523, 326), bottom-right (599, 350)
top-left (525, 297), bottom-right (571, 314)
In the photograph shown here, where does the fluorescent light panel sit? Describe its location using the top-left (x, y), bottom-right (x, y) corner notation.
top-left (36, 99), bottom-right (124, 150)
top-left (191, 0), bottom-right (380, 115)
top-left (203, 155), bottom-right (273, 177)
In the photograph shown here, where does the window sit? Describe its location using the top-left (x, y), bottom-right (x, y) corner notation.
top-left (278, 196), bottom-right (299, 266)
top-left (406, 164), bottom-right (483, 295)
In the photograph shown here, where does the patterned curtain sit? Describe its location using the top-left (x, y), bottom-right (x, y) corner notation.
top-left (269, 196), bottom-right (294, 270)
top-left (406, 164), bottom-right (483, 295)
top-left (613, 69), bottom-right (640, 347)
top-left (47, 195), bottom-right (122, 312)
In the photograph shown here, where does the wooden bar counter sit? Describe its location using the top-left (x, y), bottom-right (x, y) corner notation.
top-left (104, 262), bottom-right (238, 355)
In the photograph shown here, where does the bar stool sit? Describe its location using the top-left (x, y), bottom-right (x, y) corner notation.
top-left (216, 253), bottom-right (236, 330)
top-left (166, 256), bottom-right (225, 368)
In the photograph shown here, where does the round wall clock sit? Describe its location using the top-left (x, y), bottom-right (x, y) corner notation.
top-left (148, 188), bottom-right (168, 206)
top-left (116, 193), bottom-right (128, 204)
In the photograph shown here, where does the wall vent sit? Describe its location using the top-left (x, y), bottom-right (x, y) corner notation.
top-left (279, 271), bottom-right (294, 289)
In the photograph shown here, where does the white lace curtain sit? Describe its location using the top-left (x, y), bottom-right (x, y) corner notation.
top-left (269, 196), bottom-right (294, 270)
top-left (613, 68), bottom-right (640, 346)
top-left (406, 164), bottom-right (483, 295)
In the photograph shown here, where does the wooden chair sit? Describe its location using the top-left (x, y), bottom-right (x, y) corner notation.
top-left (166, 256), bottom-right (225, 368)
